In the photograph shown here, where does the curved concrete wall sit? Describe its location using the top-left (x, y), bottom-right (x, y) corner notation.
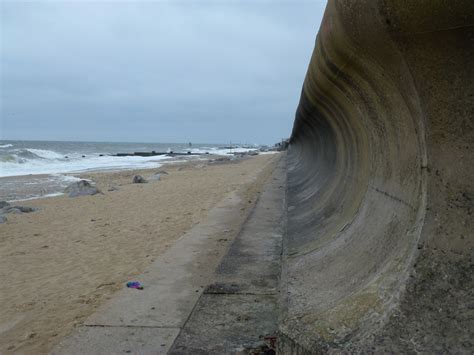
top-left (281, 1), bottom-right (473, 352)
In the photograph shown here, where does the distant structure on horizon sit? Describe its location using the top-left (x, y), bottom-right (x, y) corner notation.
top-left (275, 139), bottom-right (289, 151)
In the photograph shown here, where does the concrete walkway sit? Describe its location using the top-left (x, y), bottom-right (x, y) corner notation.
top-left (52, 156), bottom-right (286, 355)
top-left (170, 157), bottom-right (286, 353)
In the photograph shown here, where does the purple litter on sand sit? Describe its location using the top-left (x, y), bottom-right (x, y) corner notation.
top-left (126, 281), bottom-right (144, 290)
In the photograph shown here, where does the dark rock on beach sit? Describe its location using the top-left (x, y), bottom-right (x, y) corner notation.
top-left (1, 206), bottom-right (37, 213)
top-left (132, 175), bottom-right (148, 184)
top-left (2, 207), bottom-right (15, 215)
top-left (12, 206), bottom-right (37, 213)
top-left (64, 180), bottom-right (100, 197)
top-left (0, 201), bottom-right (38, 223)
top-left (1, 201), bottom-right (38, 214)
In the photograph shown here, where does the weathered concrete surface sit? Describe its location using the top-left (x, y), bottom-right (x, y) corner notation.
top-left (51, 327), bottom-right (179, 355)
top-left (280, 0), bottom-right (473, 353)
top-left (170, 156), bottom-right (287, 354)
top-left (51, 156), bottom-right (283, 354)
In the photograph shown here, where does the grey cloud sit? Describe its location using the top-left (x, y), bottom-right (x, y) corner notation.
top-left (1, 0), bottom-right (326, 144)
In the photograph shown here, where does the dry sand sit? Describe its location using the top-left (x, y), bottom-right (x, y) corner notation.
top-left (0, 154), bottom-right (280, 354)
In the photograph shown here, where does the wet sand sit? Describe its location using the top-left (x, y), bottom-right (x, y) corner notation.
top-left (0, 154), bottom-right (280, 354)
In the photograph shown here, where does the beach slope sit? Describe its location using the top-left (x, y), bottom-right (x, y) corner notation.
top-left (0, 154), bottom-right (279, 354)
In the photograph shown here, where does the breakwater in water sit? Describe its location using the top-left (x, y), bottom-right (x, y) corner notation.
top-left (280, 0), bottom-right (473, 353)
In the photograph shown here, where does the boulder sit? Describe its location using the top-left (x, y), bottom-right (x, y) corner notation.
top-left (0, 205), bottom-right (37, 216)
top-left (64, 180), bottom-right (100, 197)
top-left (0, 200), bottom-right (37, 219)
top-left (132, 175), bottom-right (147, 184)
top-left (13, 206), bottom-right (37, 213)
top-left (5, 207), bottom-right (22, 214)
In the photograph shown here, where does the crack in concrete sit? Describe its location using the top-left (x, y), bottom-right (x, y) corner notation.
top-left (372, 186), bottom-right (416, 210)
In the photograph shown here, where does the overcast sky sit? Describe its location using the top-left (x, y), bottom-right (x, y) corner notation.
top-left (1, 0), bottom-right (325, 144)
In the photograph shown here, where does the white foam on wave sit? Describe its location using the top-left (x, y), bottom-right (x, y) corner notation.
top-left (0, 154), bottom-right (172, 177)
top-left (259, 151), bottom-right (279, 155)
top-left (0, 144), bottom-right (13, 148)
top-left (12, 192), bottom-right (65, 202)
top-left (2, 173), bottom-right (83, 202)
top-left (189, 147), bottom-right (259, 156)
top-left (26, 148), bottom-right (65, 159)
top-left (51, 174), bottom-right (83, 183)
top-left (0, 144), bottom-right (263, 178)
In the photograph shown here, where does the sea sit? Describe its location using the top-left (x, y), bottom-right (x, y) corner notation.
top-left (0, 140), bottom-right (259, 201)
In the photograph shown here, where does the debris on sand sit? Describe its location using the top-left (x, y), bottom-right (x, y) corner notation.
top-left (126, 281), bottom-right (144, 290)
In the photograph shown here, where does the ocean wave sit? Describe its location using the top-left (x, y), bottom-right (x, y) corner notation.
top-left (0, 143), bottom-right (260, 178)
top-left (0, 154), bottom-right (21, 163)
top-left (0, 148), bottom-right (66, 164)
top-left (0, 153), bottom-right (171, 177)
top-left (0, 144), bottom-right (13, 148)
top-left (26, 148), bottom-right (65, 160)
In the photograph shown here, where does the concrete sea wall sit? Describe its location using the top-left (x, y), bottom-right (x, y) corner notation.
top-left (280, 1), bottom-right (473, 352)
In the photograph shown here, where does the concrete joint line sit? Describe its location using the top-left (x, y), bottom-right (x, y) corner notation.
top-left (83, 324), bottom-right (181, 330)
top-left (203, 292), bottom-right (278, 296)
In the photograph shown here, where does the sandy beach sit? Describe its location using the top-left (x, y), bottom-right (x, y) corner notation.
top-left (0, 153), bottom-right (280, 354)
